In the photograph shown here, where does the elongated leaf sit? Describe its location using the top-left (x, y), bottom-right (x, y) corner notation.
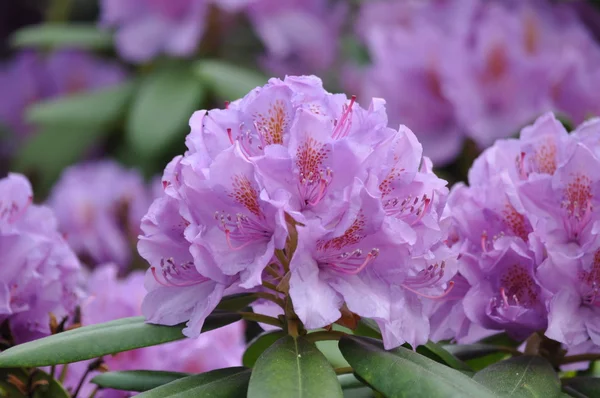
top-left (563, 377), bottom-right (600, 398)
top-left (473, 356), bottom-right (561, 398)
top-left (91, 371), bottom-right (189, 392)
top-left (242, 331), bottom-right (285, 368)
top-left (339, 336), bottom-right (497, 398)
top-left (11, 24), bottom-right (113, 49)
top-left (354, 319), bottom-right (382, 339)
top-left (136, 367), bottom-right (250, 397)
top-left (247, 335), bottom-right (343, 398)
top-left (418, 342), bottom-right (472, 372)
top-left (0, 313), bottom-right (240, 368)
top-left (338, 374), bottom-right (364, 390)
top-left (195, 60), bottom-right (267, 101)
top-left (444, 344), bottom-right (505, 361)
top-left (317, 340), bottom-right (350, 368)
top-left (216, 294), bottom-right (258, 312)
top-left (27, 82), bottom-right (134, 128)
top-left (126, 63), bottom-right (204, 157)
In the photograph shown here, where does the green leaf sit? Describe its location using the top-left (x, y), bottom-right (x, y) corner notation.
top-left (126, 63), bottom-right (205, 157)
top-left (27, 82), bottom-right (134, 129)
top-left (354, 319), bottom-right (382, 339)
top-left (418, 342), bottom-right (472, 372)
top-left (473, 356), bottom-right (561, 398)
top-left (0, 312), bottom-right (240, 368)
top-left (91, 370), bottom-right (189, 392)
top-left (194, 60), bottom-right (268, 101)
top-left (216, 294), bottom-right (258, 312)
top-left (444, 344), bottom-right (506, 361)
top-left (11, 24), bottom-right (113, 49)
top-left (247, 335), bottom-right (343, 398)
top-left (242, 331), bottom-right (285, 368)
top-left (338, 374), bottom-right (365, 390)
top-left (339, 336), bottom-right (497, 398)
top-left (563, 377), bottom-right (600, 398)
top-left (136, 367), bottom-right (250, 397)
top-left (317, 340), bottom-right (350, 368)
top-left (30, 370), bottom-right (70, 398)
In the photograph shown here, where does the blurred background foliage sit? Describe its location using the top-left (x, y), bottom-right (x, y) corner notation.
top-left (1, 0), bottom-right (600, 198)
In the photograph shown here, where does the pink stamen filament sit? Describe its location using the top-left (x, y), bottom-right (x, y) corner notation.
top-left (299, 169), bottom-right (333, 207)
top-left (322, 248), bottom-right (379, 275)
top-left (332, 95), bottom-right (356, 140)
top-left (215, 211), bottom-right (271, 251)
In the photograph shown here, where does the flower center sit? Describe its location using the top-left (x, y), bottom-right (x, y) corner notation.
top-left (401, 261), bottom-right (455, 299)
top-left (151, 258), bottom-right (207, 287)
top-left (316, 212), bottom-right (379, 274)
top-left (494, 264), bottom-right (538, 309)
top-left (561, 173), bottom-right (594, 240)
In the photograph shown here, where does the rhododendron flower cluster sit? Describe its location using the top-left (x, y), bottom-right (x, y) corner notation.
top-left (139, 75), bottom-right (454, 349)
top-left (58, 264), bottom-right (245, 398)
top-left (48, 160), bottom-right (154, 269)
top-left (0, 174), bottom-right (82, 344)
top-left (444, 111), bottom-right (600, 349)
top-left (350, 0), bottom-right (600, 165)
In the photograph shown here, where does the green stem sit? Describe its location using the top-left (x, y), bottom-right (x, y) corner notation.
top-left (254, 292), bottom-right (285, 309)
top-left (238, 312), bottom-right (282, 328)
top-left (275, 250), bottom-right (289, 273)
top-left (305, 331), bottom-right (347, 343)
top-left (335, 367), bottom-right (353, 375)
top-left (88, 386), bottom-right (99, 398)
top-left (59, 364), bottom-right (69, 384)
top-left (261, 281), bottom-right (280, 293)
top-left (524, 332), bottom-right (542, 356)
top-left (50, 365), bottom-right (56, 379)
top-left (560, 353), bottom-right (600, 365)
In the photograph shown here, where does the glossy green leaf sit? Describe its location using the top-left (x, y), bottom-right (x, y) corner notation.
top-left (354, 319), bottom-right (382, 339)
top-left (216, 293), bottom-right (258, 312)
top-left (418, 342), bottom-right (472, 372)
top-left (27, 82), bottom-right (134, 128)
top-left (136, 367), bottom-right (250, 397)
top-left (473, 356), bottom-right (561, 398)
top-left (563, 377), bottom-right (600, 398)
top-left (247, 335), bottom-right (343, 398)
top-left (91, 370), bottom-right (189, 392)
top-left (343, 387), bottom-right (375, 398)
top-left (126, 63), bottom-right (205, 157)
top-left (444, 344), bottom-right (506, 361)
top-left (242, 331), bottom-right (285, 368)
top-left (338, 374), bottom-right (364, 390)
top-left (11, 24), bottom-right (113, 49)
top-left (195, 60), bottom-right (268, 101)
top-left (317, 340), bottom-right (350, 368)
top-left (339, 336), bottom-right (497, 398)
top-left (0, 313), bottom-right (240, 368)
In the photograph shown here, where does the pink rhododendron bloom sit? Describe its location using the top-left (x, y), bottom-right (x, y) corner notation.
top-left (349, 0), bottom-right (600, 164)
top-left (0, 173), bottom-right (83, 344)
top-left (245, 0), bottom-right (346, 75)
top-left (57, 264), bottom-right (245, 397)
top-left (448, 111), bottom-right (600, 350)
top-left (139, 75), bottom-right (454, 349)
top-left (99, 0), bottom-right (210, 63)
top-left (49, 160), bottom-right (152, 268)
